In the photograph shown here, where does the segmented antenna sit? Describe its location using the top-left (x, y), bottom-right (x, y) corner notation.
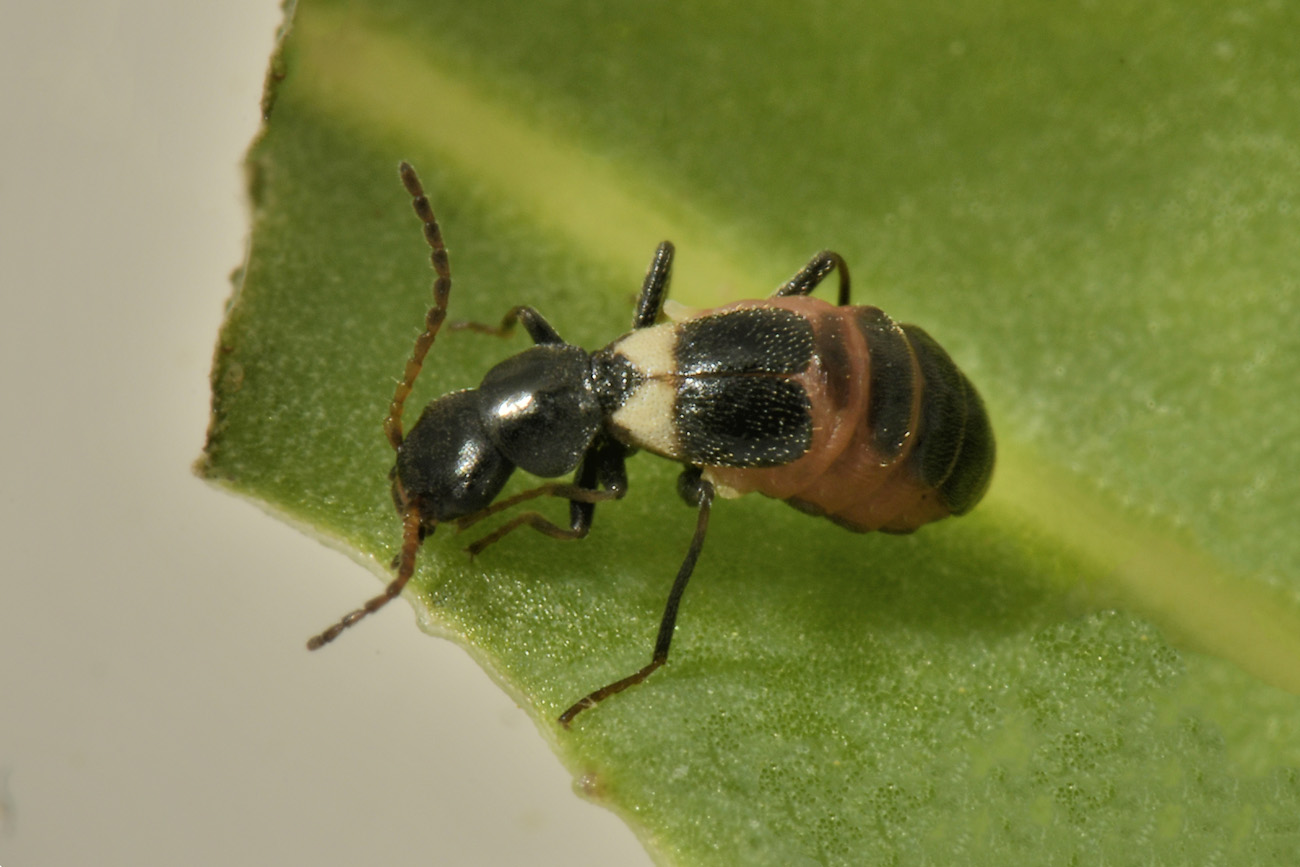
top-left (306, 507), bottom-right (424, 649)
top-left (384, 162), bottom-right (453, 451)
top-left (307, 162), bottom-right (447, 650)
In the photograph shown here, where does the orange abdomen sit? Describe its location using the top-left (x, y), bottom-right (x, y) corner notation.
top-left (700, 297), bottom-right (994, 533)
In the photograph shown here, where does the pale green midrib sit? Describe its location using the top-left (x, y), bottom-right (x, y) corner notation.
top-left (287, 10), bottom-right (1300, 697)
top-left (291, 10), bottom-right (751, 308)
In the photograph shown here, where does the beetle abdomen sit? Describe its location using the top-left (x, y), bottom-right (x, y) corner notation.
top-left (700, 297), bottom-right (994, 533)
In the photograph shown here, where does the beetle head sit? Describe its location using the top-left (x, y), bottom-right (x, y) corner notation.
top-left (392, 388), bottom-right (515, 525)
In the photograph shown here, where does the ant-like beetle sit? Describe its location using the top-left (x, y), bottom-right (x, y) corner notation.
top-left (308, 162), bottom-right (995, 727)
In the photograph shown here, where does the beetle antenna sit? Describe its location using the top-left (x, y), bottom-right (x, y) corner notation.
top-left (384, 162), bottom-right (453, 451)
top-left (307, 508), bottom-right (427, 649)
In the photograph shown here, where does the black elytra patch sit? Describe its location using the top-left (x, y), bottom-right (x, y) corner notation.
top-left (675, 307), bottom-right (814, 376)
top-left (676, 376), bottom-right (813, 467)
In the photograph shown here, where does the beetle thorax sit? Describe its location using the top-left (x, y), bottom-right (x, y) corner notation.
top-left (477, 344), bottom-right (602, 478)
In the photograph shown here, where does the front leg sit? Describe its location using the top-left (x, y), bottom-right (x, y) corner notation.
top-left (567, 434), bottom-right (631, 531)
top-left (458, 436), bottom-right (631, 555)
top-left (452, 304), bottom-right (564, 344)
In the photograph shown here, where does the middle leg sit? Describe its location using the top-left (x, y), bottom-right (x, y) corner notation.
top-left (458, 436), bottom-right (631, 555)
top-left (773, 250), bottom-right (851, 306)
top-left (451, 304), bottom-right (564, 344)
top-left (558, 465), bottom-right (715, 727)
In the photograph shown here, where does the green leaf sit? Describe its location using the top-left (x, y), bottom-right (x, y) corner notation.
top-left (200, 0), bottom-right (1300, 862)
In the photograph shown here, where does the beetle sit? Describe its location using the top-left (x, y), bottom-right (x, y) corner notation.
top-left (308, 162), bottom-right (995, 727)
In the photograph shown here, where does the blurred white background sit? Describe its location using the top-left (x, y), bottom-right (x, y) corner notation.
top-left (0, 3), bottom-right (650, 864)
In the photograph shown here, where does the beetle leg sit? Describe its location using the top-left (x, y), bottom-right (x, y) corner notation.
top-left (463, 510), bottom-right (594, 555)
top-left (772, 250), bottom-right (851, 306)
top-left (451, 305), bottom-right (564, 345)
top-left (558, 467), bottom-right (715, 727)
top-left (459, 438), bottom-right (630, 554)
top-left (457, 486), bottom-right (614, 556)
top-left (631, 241), bottom-right (676, 329)
top-left (455, 483), bottom-right (618, 533)
top-left (568, 435), bottom-right (630, 532)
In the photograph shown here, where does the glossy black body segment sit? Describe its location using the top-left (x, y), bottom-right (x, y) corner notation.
top-left (856, 307), bottom-right (916, 459)
top-left (394, 390), bottom-right (515, 522)
top-left (478, 344), bottom-right (601, 478)
top-left (901, 324), bottom-right (994, 514)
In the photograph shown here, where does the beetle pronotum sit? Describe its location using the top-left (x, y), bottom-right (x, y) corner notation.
top-left (308, 163), bottom-right (995, 727)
